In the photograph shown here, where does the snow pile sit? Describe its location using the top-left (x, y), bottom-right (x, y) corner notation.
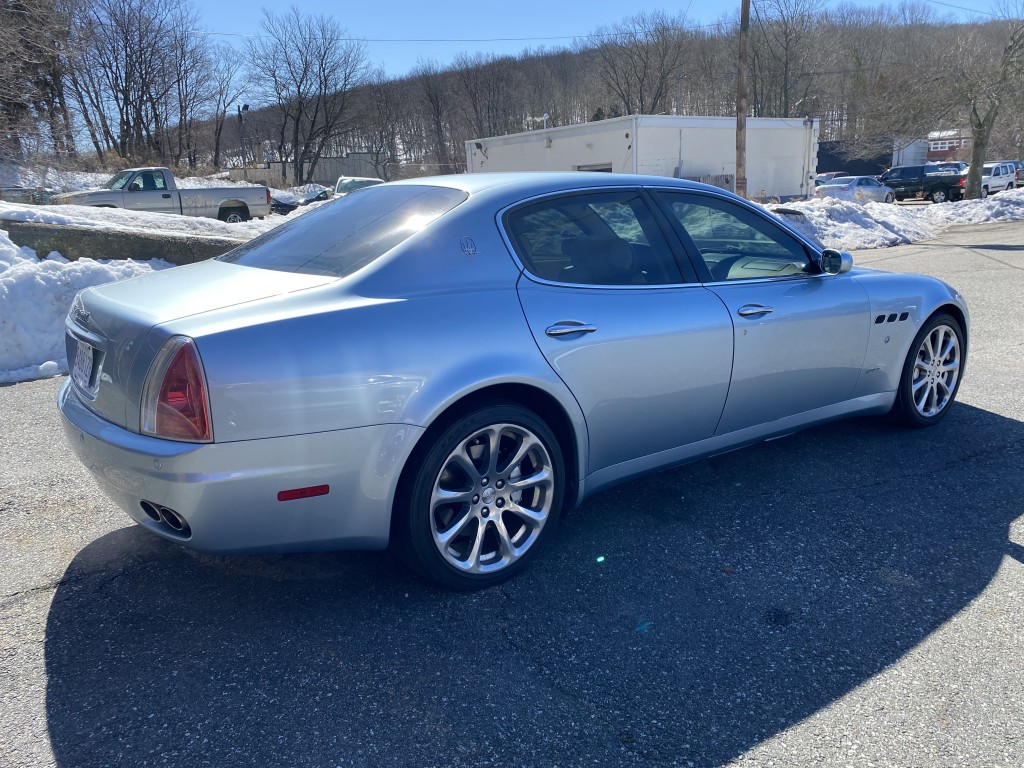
top-left (767, 188), bottom-right (1024, 250)
top-left (769, 198), bottom-right (941, 249)
top-left (0, 200), bottom-right (277, 240)
top-left (0, 230), bottom-right (170, 383)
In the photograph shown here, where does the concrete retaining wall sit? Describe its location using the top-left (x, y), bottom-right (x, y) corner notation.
top-left (2, 221), bottom-right (244, 266)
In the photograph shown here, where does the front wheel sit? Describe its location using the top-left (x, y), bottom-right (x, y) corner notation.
top-left (396, 403), bottom-right (565, 589)
top-left (893, 313), bottom-right (965, 427)
top-left (981, 186), bottom-right (989, 199)
top-left (885, 193), bottom-right (894, 203)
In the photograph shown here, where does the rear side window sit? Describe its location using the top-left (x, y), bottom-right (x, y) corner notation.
top-left (504, 191), bottom-right (683, 286)
top-left (220, 185), bottom-right (467, 277)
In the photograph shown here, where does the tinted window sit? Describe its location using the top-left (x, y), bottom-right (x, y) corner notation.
top-left (656, 192), bottom-right (815, 282)
top-left (220, 185), bottom-right (467, 277)
top-left (505, 191), bottom-right (682, 286)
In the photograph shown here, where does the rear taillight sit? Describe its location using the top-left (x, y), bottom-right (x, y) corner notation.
top-left (959, 177), bottom-right (966, 187)
top-left (141, 336), bottom-right (212, 442)
top-left (266, 188), bottom-right (271, 205)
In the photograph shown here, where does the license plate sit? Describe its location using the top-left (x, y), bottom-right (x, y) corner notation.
top-left (72, 339), bottom-right (94, 389)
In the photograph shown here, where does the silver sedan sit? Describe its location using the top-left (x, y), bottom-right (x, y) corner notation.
top-left (814, 175), bottom-right (896, 204)
top-left (58, 173), bottom-right (968, 589)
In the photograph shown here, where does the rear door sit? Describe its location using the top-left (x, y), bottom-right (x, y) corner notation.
top-left (505, 188), bottom-right (734, 474)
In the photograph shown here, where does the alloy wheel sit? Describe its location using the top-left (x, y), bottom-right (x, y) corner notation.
top-left (429, 422), bottom-right (555, 574)
top-left (911, 323), bottom-right (961, 418)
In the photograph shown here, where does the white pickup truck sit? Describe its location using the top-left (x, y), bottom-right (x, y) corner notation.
top-left (52, 167), bottom-right (271, 222)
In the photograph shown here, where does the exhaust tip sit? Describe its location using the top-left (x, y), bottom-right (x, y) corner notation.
top-left (140, 500), bottom-right (191, 537)
top-left (140, 501), bottom-right (162, 522)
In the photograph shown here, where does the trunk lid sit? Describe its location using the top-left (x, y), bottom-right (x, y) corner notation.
top-left (65, 259), bottom-right (336, 431)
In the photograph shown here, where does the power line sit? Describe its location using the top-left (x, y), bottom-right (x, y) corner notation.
top-left (924, 0), bottom-right (999, 18)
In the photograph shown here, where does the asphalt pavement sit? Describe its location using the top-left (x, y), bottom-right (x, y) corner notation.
top-left (1, 221), bottom-right (1022, 767)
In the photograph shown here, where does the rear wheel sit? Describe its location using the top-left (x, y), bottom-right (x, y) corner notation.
top-left (395, 403), bottom-right (564, 589)
top-left (893, 313), bottom-right (964, 427)
top-left (929, 188), bottom-right (947, 203)
top-left (219, 206), bottom-right (249, 223)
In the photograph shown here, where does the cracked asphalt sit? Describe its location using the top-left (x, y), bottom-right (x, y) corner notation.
top-left (2, 221), bottom-right (1023, 767)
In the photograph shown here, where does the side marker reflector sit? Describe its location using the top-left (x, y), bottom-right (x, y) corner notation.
top-left (277, 485), bottom-right (330, 502)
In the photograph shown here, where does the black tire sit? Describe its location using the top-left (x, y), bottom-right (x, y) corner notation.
top-left (885, 193), bottom-right (894, 203)
top-left (893, 313), bottom-right (965, 427)
top-left (929, 188), bottom-right (947, 204)
top-left (395, 403), bottom-right (565, 589)
top-left (981, 186), bottom-right (989, 199)
top-left (219, 206), bottom-right (249, 223)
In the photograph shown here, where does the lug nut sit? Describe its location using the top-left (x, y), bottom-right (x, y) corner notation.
top-left (496, 498), bottom-right (505, 508)
top-left (496, 480), bottom-right (505, 489)
top-left (481, 507), bottom-right (490, 517)
top-left (472, 495), bottom-right (480, 504)
top-left (481, 477), bottom-right (489, 486)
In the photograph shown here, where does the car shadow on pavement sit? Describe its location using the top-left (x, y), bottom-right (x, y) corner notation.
top-left (44, 402), bottom-right (1023, 767)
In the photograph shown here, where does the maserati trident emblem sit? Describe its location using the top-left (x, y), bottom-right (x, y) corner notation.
top-left (460, 237), bottom-right (478, 257)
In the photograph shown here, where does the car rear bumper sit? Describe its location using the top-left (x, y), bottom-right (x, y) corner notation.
top-left (58, 379), bottom-right (423, 553)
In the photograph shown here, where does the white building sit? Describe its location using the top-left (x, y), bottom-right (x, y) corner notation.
top-left (466, 115), bottom-right (819, 200)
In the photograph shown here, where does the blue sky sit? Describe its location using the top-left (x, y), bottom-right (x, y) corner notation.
top-left (196, 0), bottom-right (999, 78)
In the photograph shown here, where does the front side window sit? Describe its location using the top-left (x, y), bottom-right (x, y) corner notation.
top-left (656, 192), bottom-right (815, 282)
top-left (220, 185), bottom-right (467, 277)
top-left (504, 191), bottom-right (682, 286)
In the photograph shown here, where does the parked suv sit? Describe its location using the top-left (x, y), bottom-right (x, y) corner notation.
top-left (979, 162), bottom-right (1017, 196)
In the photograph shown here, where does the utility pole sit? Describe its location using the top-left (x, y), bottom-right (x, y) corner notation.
top-left (736, 0), bottom-right (750, 199)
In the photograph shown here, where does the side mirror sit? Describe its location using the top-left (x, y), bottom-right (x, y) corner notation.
top-left (819, 248), bottom-right (853, 275)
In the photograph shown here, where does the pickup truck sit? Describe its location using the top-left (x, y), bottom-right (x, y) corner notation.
top-left (877, 164), bottom-right (965, 203)
top-left (52, 167), bottom-right (271, 222)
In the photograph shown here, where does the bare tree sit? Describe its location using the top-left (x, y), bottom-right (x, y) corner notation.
top-left (355, 69), bottom-right (403, 180)
top-left (0, 0), bottom-right (78, 159)
top-left (208, 43), bottom-right (245, 169)
top-left (246, 8), bottom-right (367, 183)
top-left (411, 60), bottom-right (459, 174)
top-left (958, 22), bottom-right (1024, 197)
top-left (589, 12), bottom-right (689, 116)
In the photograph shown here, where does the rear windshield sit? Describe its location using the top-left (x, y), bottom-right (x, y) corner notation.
top-left (220, 185), bottom-right (467, 277)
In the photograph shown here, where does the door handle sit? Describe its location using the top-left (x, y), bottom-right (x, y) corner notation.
top-left (162, 193), bottom-right (171, 198)
top-left (737, 304), bottom-right (774, 317)
top-left (545, 322), bottom-right (597, 338)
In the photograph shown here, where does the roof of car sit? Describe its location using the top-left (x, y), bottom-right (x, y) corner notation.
top-left (386, 172), bottom-right (714, 198)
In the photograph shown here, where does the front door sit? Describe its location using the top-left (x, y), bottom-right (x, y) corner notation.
top-left (652, 190), bottom-right (872, 435)
top-left (124, 170), bottom-right (177, 214)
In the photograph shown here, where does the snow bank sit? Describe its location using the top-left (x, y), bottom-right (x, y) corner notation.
top-left (767, 188), bottom-right (1024, 250)
top-left (0, 200), bottom-right (277, 240)
top-left (0, 229), bottom-right (170, 383)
